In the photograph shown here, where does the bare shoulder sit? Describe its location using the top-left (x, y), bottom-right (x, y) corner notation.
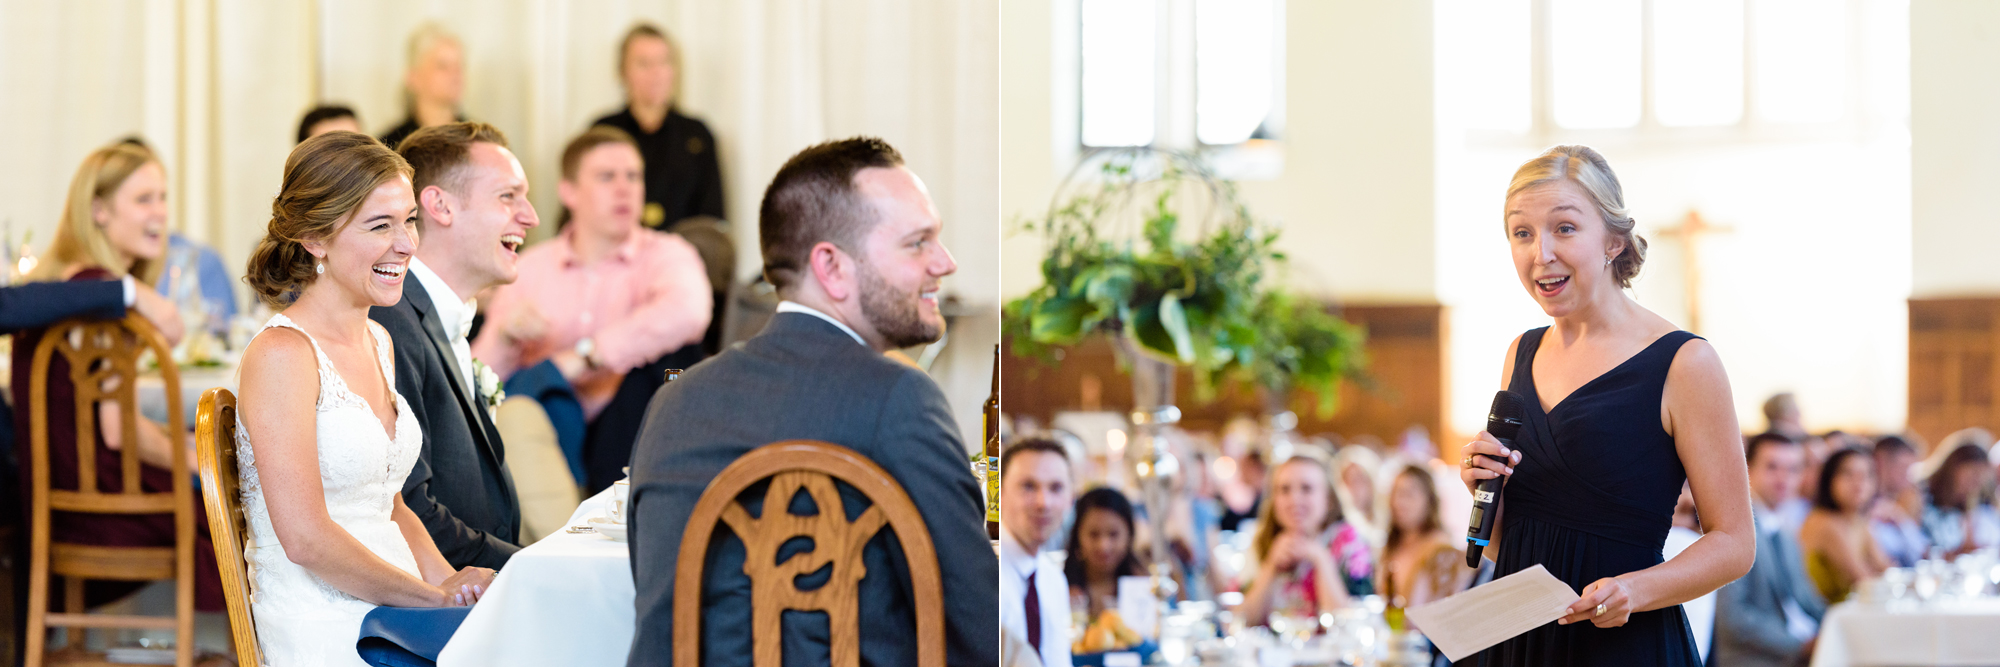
top-left (239, 327), bottom-right (319, 401)
top-left (1665, 336), bottom-right (1728, 388)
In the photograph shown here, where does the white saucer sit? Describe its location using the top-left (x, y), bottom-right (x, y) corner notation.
top-left (588, 516), bottom-right (627, 542)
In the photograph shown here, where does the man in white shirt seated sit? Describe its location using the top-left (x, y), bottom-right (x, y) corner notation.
top-left (1000, 438), bottom-right (1076, 667)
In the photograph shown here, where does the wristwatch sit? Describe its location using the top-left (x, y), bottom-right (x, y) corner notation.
top-left (574, 337), bottom-right (600, 370)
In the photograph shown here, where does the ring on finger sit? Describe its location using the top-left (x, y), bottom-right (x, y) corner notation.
top-left (1594, 603), bottom-right (1607, 617)
top-left (1463, 455), bottom-right (1474, 467)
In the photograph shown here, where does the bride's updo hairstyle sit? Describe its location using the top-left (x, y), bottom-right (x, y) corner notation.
top-left (1505, 145), bottom-right (1647, 289)
top-left (246, 132), bottom-right (413, 309)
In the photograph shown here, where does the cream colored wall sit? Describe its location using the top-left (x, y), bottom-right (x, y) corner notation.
top-left (1000, 0), bottom-right (1437, 302)
top-left (7, 0), bottom-right (999, 455)
top-left (1911, 0), bottom-right (2000, 297)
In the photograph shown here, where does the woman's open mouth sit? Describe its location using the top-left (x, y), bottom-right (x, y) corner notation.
top-left (1536, 275), bottom-right (1568, 297)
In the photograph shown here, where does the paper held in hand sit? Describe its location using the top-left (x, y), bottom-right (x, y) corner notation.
top-left (1403, 564), bottom-right (1581, 662)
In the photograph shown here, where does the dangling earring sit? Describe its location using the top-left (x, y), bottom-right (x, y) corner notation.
top-left (1604, 256), bottom-right (1613, 267)
top-left (316, 262), bottom-right (325, 275)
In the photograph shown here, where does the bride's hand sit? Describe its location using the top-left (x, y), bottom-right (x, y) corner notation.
top-left (436, 567), bottom-right (496, 606)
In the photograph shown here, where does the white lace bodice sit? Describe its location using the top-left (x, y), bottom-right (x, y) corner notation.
top-left (235, 313), bottom-right (424, 667)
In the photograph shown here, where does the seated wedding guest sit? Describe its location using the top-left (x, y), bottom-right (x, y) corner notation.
top-left (1331, 444), bottom-right (1383, 544)
top-left (593, 22), bottom-right (730, 354)
top-left (1663, 483), bottom-right (1716, 663)
top-left (371, 122), bottom-right (537, 570)
top-left (299, 105), bottom-right (363, 143)
top-left (471, 126), bottom-right (710, 485)
top-left (381, 24), bottom-right (467, 151)
top-left (10, 143), bottom-right (224, 613)
top-left (237, 131), bottom-right (496, 666)
top-left (1003, 438), bottom-right (1075, 667)
top-left (1714, 432), bottom-right (1824, 667)
top-left (1798, 447), bottom-right (1891, 603)
top-left (623, 137), bottom-right (993, 667)
top-left (113, 137), bottom-right (235, 336)
top-left (1218, 449), bottom-right (1265, 533)
top-left (1378, 464), bottom-right (1469, 632)
top-left (1236, 453), bottom-right (1374, 626)
top-left (1064, 488), bottom-right (1145, 620)
top-left (1869, 435), bottom-right (1929, 566)
top-left (1919, 431), bottom-right (2000, 558)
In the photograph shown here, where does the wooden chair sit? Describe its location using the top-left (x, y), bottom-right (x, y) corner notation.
top-left (195, 388), bottom-right (260, 666)
top-left (24, 314), bottom-right (195, 667)
top-left (673, 441), bottom-right (944, 667)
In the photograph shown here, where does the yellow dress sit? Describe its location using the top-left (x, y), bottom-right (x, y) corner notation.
top-left (1806, 549), bottom-right (1852, 603)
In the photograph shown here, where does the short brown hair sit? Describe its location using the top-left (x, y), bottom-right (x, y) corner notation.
top-left (1001, 437), bottom-right (1069, 478)
top-left (396, 121), bottom-right (509, 201)
top-left (618, 23), bottom-right (680, 82)
top-left (245, 132), bottom-right (412, 309)
top-left (561, 126), bottom-right (642, 182)
top-left (757, 137), bottom-right (904, 291)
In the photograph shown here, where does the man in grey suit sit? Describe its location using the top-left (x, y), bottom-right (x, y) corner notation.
top-left (624, 137), bottom-right (996, 667)
top-left (1715, 432), bottom-right (1826, 667)
top-left (368, 123), bottom-right (539, 570)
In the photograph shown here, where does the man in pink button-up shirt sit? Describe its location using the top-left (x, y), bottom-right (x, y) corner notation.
top-left (472, 127), bottom-right (711, 421)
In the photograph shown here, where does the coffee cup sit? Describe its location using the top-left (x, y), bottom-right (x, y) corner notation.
top-left (608, 480), bottom-right (631, 524)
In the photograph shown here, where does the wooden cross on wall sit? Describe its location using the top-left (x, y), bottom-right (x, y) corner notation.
top-left (1654, 210), bottom-right (1733, 335)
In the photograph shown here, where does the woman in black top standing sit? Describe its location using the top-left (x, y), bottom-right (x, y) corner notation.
top-left (1458, 145), bottom-right (1755, 666)
top-left (593, 23), bottom-right (725, 232)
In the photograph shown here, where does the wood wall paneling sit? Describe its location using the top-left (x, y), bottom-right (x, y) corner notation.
top-left (1002, 303), bottom-right (1447, 447)
top-left (1908, 298), bottom-right (2000, 448)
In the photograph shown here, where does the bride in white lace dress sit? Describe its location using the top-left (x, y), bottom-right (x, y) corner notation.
top-left (235, 133), bottom-right (495, 666)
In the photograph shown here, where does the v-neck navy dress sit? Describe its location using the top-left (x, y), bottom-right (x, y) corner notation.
top-left (1469, 326), bottom-right (1703, 667)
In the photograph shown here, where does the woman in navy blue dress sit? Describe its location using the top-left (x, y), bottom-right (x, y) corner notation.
top-left (1457, 145), bottom-right (1757, 666)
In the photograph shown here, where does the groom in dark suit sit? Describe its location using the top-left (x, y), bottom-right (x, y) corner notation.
top-left (624, 137), bottom-right (997, 667)
top-left (369, 123), bottom-right (538, 570)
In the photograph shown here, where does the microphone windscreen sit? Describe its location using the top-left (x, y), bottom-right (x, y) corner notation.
top-left (1486, 390), bottom-right (1527, 441)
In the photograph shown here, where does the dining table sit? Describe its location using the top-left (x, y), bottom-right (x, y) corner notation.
top-left (1809, 596), bottom-right (2000, 667)
top-left (438, 486), bottom-right (634, 667)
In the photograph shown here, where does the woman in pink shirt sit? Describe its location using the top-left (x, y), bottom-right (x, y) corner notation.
top-left (472, 126), bottom-right (711, 421)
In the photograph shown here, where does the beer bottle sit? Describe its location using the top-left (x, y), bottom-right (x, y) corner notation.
top-left (984, 345), bottom-right (1001, 540)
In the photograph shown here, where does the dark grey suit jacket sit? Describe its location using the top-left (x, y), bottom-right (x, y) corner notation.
top-left (624, 312), bottom-right (998, 667)
top-left (1714, 516), bottom-right (1826, 667)
top-left (0, 280), bottom-right (124, 332)
top-left (370, 280), bottom-right (521, 570)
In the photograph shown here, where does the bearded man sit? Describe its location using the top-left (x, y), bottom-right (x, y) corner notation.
top-left (622, 137), bottom-right (996, 667)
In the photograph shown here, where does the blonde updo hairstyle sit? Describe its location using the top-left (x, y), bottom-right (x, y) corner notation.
top-left (245, 132), bottom-right (413, 309)
top-left (32, 143), bottom-right (166, 285)
top-left (1505, 145), bottom-right (1647, 288)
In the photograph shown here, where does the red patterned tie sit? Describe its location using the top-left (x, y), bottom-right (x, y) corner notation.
top-left (1024, 569), bottom-right (1042, 653)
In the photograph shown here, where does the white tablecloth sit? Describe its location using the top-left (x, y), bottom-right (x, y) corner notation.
top-left (438, 487), bottom-right (635, 667)
top-left (1810, 598), bottom-right (2000, 667)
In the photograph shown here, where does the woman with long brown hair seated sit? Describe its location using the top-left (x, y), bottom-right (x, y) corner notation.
top-left (1797, 447), bottom-right (1891, 603)
top-left (8, 142), bottom-right (223, 611)
top-left (1379, 463), bottom-right (1472, 631)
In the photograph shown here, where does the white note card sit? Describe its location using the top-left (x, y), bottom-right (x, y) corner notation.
top-left (1115, 576), bottom-right (1157, 639)
top-left (1403, 564), bottom-right (1581, 662)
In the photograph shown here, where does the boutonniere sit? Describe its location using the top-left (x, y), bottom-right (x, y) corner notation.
top-left (472, 358), bottom-right (505, 411)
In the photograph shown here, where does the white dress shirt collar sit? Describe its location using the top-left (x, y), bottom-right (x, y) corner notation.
top-left (775, 300), bottom-right (866, 347)
top-left (409, 258), bottom-right (479, 392)
top-left (1000, 527), bottom-right (1041, 579)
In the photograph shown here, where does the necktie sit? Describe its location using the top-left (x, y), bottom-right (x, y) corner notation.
top-left (1024, 569), bottom-right (1041, 653)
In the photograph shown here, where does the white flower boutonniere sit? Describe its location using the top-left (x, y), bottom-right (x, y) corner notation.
top-left (472, 358), bottom-right (505, 414)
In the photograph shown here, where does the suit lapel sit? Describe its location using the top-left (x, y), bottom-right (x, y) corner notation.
top-left (401, 281), bottom-right (510, 473)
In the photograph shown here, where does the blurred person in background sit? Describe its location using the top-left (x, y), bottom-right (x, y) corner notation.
top-left (1218, 449), bottom-right (1265, 533)
top-left (1764, 392), bottom-right (1806, 441)
top-left (1918, 430), bottom-right (2000, 559)
top-left (298, 105), bottom-right (362, 143)
top-left (381, 23), bottom-right (467, 151)
top-left (1235, 453), bottom-right (1374, 626)
top-left (1001, 438), bottom-right (1075, 667)
top-left (115, 137), bottom-right (234, 337)
top-left (1869, 435), bottom-right (1928, 566)
top-left (1064, 488), bottom-right (1148, 620)
top-left (1378, 464), bottom-right (1469, 632)
top-left (1797, 447), bottom-right (1891, 603)
top-left (1331, 444), bottom-right (1383, 545)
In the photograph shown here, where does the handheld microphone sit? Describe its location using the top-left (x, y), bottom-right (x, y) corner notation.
top-left (1466, 390), bottom-right (1526, 567)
